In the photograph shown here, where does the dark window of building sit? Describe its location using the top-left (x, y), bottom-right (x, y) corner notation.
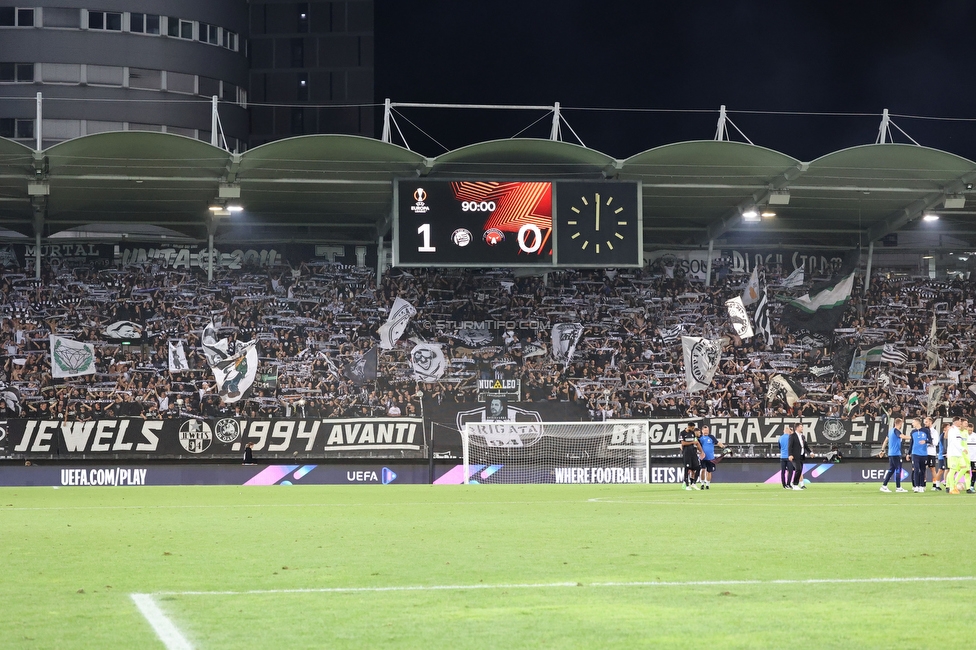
top-left (222, 82), bottom-right (236, 102)
top-left (198, 76), bottom-right (219, 98)
top-left (223, 30), bottom-right (238, 51)
top-left (16, 8), bottom-right (33, 26)
top-left (297, 3), bottom-right (309, 32)
top-left (15, 119), bottom-right (33, 139)
top-left (89, 11), bottom-right (121, 31)
top-left (0, 8), bottom-right (14, 26)
top-left (297, 72), bottom-right (309, 101)
top-left (131, 13), bottom-right (160, 34)
top-left (200, 22), bottom-right (218, 45)
top-left (0, 118), bottom-right (13, 137)
top-left (291, 107), bottom-right (304, 135)
top-left (0, 63), bottom-right (33, 82)
top-left (291, 38), bottom-right (304, 67)
top-left (168, 17), bottom-right (192, 39)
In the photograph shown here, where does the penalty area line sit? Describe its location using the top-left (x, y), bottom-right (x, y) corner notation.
top-left (153, 575), bottom-right (976, 597)
top-left (131, 593), bottom-right (193, 650)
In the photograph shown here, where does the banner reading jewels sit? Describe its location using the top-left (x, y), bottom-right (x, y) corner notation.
top-left (0, 417), bottom-right (425, 460)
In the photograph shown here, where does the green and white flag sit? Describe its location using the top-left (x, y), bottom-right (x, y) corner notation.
top-left (50, 335), bottom-right (96, 378)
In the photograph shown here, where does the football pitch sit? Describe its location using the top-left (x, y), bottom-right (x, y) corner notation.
top-left (3, 482), bottom-right (976, 649)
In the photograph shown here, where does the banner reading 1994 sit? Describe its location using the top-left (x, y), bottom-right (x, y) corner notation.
top-left (0, 417), bottom-right (425, 460)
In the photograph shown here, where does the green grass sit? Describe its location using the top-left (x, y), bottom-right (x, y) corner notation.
top-left (3, 483), bottom-right (976, 649)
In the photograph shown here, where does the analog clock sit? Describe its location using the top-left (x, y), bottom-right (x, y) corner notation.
top-left (555, 181), bottom-right (641, 266)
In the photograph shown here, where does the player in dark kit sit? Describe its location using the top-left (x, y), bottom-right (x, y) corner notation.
top-left (680, 423), bottom-right (704, 490)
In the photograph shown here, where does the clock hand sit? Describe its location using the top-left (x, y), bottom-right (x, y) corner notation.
top-left (595, 193), bottom-right (600, 231)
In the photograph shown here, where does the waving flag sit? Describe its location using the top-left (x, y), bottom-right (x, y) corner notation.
top-left (682, 335), bottom-right (723, 393)
top-left (50, 335), bottom-right (95, 378)
top-left (551, 323), bottom-right (584, 364)
top-left (378, 298), bottom-right (417, 349)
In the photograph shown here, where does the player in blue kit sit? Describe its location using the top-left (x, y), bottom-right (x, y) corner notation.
top-left (909, 417), bottom-right (930, 492)
top-left (697, 424), bottom-right (725, 489)
top-left (879, 417), bottom-right (910, 493)
top-left (779, 424), bottom-right (793, 489)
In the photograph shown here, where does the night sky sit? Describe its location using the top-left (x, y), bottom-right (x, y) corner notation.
top-left (374, 1), bottom-right (976, 161)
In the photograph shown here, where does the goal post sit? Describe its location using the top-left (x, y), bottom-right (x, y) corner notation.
top-left (461, 420), bottom-right (649, 484)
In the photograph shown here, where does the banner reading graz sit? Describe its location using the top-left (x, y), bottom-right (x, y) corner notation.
top-left (647, 416), bottom-right (901, 451)
top-left (0, 417), bottom-right (425, 460)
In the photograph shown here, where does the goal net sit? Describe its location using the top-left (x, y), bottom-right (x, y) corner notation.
top-left (461, 420), bottom-right (649, 484)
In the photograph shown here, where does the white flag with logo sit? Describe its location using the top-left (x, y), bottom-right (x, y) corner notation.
top-left (741, 266), bottom-right (760, 306)
top-left (409, 343), bottom-right (447, 381)
top-left (682, 335), bottom-right (723, 393)
top-left (50, 335), bottom-right (96, 378)
top-left (168, 340), bottom-right (188, 373)
top-left (378, 297), bottom-right (417, 349)
top-left (551, 323), bottom-right (583, 364)
top-left (724, 296), bottom-right (754, 339)
top-left (211, 340), bottom-right (259, 403)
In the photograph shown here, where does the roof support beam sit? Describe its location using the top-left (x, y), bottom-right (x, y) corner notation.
top-left (866, 170), bottom-right (976, 242)
top-left (700, 162), bottom-right (808, 243)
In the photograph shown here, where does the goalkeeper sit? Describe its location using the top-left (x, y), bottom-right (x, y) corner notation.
top-left (679, 422), bottom-right (704, 490)
top-left (944, 417), bottom-right (969, 495)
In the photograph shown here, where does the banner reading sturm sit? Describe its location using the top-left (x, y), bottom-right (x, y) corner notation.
top-left (2, 417), bottom-right (425, 460)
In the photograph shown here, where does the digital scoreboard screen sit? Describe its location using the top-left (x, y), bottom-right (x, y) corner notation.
top-left (393, 179), bottom-right (641, 268)
top-left (395, 181), bottom-right (553, 266)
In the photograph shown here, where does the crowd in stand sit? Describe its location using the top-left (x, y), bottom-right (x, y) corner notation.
top-left (0, 253), bottom-right (972, 422)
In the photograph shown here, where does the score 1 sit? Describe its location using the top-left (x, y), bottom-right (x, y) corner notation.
top-left (417, 223), bottom-right (436, 252)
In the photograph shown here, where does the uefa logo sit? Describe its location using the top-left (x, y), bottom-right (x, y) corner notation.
top-left (413, 188), bottom-right (427, 202)
top-left (451, 228), bottom-right (472, 247)
top-left (410, 187), bottom-right (430, 214)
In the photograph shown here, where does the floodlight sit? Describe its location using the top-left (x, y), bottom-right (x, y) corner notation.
top-left (741, 208), bottom-right (760, 221)
top-left (922, 213), bottom-right (939, 222)
top-left (760, 210), bottom-right (776, 218)
top-left (768, 190), bottom-right (790, 205)
top-left (226, 205), bottom-right (244, 213)
top-left (943, 195), bottom-right (965, 209)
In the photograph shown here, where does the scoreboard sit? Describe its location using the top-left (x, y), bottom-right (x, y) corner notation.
top-left (393, 180), bottom-right (642, 268)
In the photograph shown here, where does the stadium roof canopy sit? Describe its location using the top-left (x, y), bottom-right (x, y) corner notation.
top-left (2, 131), bottom-right (976, 251)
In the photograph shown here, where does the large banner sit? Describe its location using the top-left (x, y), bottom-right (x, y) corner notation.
top-left (424, 399), bottom-right (591, 456)
top-left (118, 243), bottom-right (379, 270)
top-left (1, 417), bottom-right (425, 460)
top-left (647, 416), bottom-right (903, 452)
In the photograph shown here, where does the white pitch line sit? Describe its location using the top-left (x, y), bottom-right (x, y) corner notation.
top-left (151, 575), bottom-right (976, 597)
top-left (131, 593), bottom-right (193, 650)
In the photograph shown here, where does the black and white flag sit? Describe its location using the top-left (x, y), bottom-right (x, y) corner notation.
top-left (682, 335), bottom-right (723, 393)
top-left (522, 341), bottom-right (547, 359)
top-left (754, 269), bottom-right (773, 345)
top-left (168, 340), bottom-right (188, 373)
top-left (660, 324), bottom-right (684, 344)
top-left (925, 313), bottom-right (940, 370)
top-left (410, 343), bottom-right (447, 382)
top-left (766, 374), bottom-right (806, 407)
top-left (551, 323), bottom-right (584, 364)
top-left (378, 297), bottom-right (417, 350)
top-left (343, 348), bottom-right (378, 385)
top-left (881, 343), bottom-right (908, 366)
top-left (725, 297), bottom-right (754, 339)
top-left (202, 321), bottom-right (258, 403)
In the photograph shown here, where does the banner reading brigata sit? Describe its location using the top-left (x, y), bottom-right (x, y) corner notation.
top-left (0, 417), bottom-right (425, 460)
